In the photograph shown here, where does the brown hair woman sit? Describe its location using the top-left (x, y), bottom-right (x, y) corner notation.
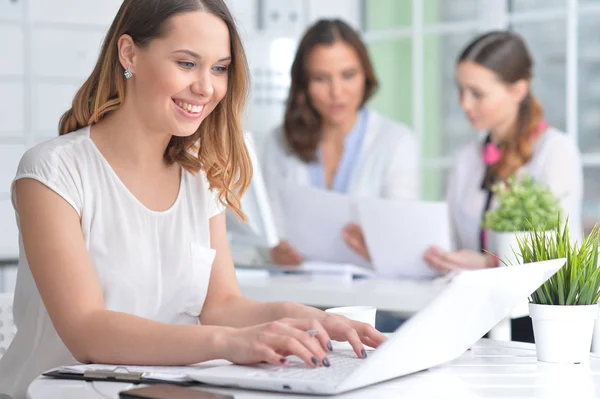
top-left (263, 19), bottom-right (420, 265)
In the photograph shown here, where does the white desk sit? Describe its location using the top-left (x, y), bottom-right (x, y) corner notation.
top-left (27, 339), bottom-right (600, 399)
top-left (239, 274), bottom-right (444, 317)
top-left (238, 274), bottom-right (527, 339)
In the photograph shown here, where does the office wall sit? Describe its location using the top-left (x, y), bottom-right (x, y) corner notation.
top-left (0, 0), bottom-right (124, 261)
top-left (0, 0), bottom-right (599, 272)
top-left (364, 0), bottom-right (600, 233)
top-left (365, 0), bottom-right (445, 200)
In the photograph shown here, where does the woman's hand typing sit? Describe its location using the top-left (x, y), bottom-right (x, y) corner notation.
top-left (220, 316), bottom-right (386, 367)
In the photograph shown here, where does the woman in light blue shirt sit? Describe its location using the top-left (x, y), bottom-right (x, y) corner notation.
top-left (263, 19), bottom-right (419, 265)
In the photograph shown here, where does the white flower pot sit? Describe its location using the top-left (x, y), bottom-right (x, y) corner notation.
top-left (488, 231), bottom-right (528, 265)
top-left (488, 230), bottom-right (552, 265)
top-left (590, 304), bottom-right (600, 354)
top-left (529, 303), bottom-right (598, 363)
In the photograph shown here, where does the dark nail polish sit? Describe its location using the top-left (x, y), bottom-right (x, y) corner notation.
top-left (361, 349), bottom-right (367, 358)
top-left (323, 358), bottom-right (330, 367)
top-left (311, 357), bottom-right (319, 365)
top-left (280, 357), bottom-right (287, 363)
top-left (327, 341), bottom-right (333, 351)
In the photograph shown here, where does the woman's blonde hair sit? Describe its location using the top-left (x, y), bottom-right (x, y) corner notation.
top-left (59, 0), bottom-right (251, 219)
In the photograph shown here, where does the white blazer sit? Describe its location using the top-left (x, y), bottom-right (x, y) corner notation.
top-left (262, 109), bottom-right (420, 237)
top-left (447, 127), bottom-right (583, 252)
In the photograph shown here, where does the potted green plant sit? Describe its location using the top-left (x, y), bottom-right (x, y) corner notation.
top-left (515, 222), bottom-right (600, 363)
top-left (482, 174), bottom-right (561, 265)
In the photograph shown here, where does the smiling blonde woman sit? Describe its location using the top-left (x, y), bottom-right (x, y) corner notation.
top-left (0, 2), bottom-right (385, 398)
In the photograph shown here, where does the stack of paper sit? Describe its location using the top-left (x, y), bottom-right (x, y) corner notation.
top-left (277, 261), bottom-right (375, 278)
top-left (278, 184), bottom-right (372, 269)
top-left (277, 183), bottom-right (452, 280)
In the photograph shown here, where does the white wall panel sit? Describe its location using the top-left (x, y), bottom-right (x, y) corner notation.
top-left (0, 26), bottom-right (23, 75)
top-left (0, 201), bottom-right (18, 262)
top-left (29, 0), bottom-right (122, 25)
top-left (32, 84), bottom-right (79, 133)
top-left (226, 0), bottom-right (259, 36)
top-left (31, 28), bottom-right (104, 79)
top-left (0, 145), bottom-right (25, 194)
top-left (0, 0), bottom-right (24, 22)
top-left (0, 83), bottom-right (24, 135)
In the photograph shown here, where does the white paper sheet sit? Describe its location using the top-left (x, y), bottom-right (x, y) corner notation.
top-left (357, 198), bottom-right (452, 279)
top-left (277, 261), bottom-right (376, 277)
top-left (59, 361), bottom-right (230, 382)
top-left (278, 184), bottom-right (372, 268)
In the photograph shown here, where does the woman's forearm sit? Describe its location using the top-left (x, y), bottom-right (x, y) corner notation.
top-left (201, 296), bottom-right (326, 328)
top-left (74, 310), bottom-right (233, 365)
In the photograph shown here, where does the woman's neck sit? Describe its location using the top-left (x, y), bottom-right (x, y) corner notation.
top-left (92, 105), bottom-right (172, 171)
top-left (490, 117), bottom-right (516, 145)
top-left (321, 111), bottom-right (359, 145)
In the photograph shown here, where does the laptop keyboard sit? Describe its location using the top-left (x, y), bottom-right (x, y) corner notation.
top-left (253, 350), bottom-right (369, 383)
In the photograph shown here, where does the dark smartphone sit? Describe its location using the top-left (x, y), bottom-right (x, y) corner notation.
top-left (119, 384), bottom-right (234, 399)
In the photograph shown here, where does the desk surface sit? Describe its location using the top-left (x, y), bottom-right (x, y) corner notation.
top-left (239, 274), bottom-right (444, 316)
top-left (238, 274), bottom-right (528, 319)
top-left (27, 340), bottom-right (600, 399)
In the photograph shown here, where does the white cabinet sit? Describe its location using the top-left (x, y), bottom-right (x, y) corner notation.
top-left (31, 28), bottom-right (106, 79)
top-left (307, 0), bottom-right (362, 30)
top-left (260, 0), bottom-right (306, 34)
top-left (0, 26), bottom-right (24, 75)
top-left (243, 37), bottom-right (295, 140)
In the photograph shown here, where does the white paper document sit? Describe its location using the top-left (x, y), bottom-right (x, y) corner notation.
top-left (277, 261), bottom-right (376, 277)
top-left (278, 184), bottom-right (372, 268)
top-left (357, 198), bottom-right (452, 279)
top-left (59, 361), bottom-right (229, 382)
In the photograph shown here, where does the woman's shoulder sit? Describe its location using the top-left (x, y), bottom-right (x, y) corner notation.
top-left (14, 127), bottom-right (90, 216)
top-left (368, 109), bottom-right (413, 136)
top-left (17, 127), bottom-right (91, 176)
top-left (366, 109), bottom-right (416, 151)
top-left (450, 139), bottom-right (484, 172)
top-left (536, 126), bottom-right (578, 153)
top-left (187, 169), bottom-right (225, 219)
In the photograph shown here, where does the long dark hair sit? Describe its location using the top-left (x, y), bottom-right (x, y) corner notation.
top-left (458, 30), bottom-right (543, 187)
top-left (283, 19), bottom-right (379, 162)
top-left (58, 0), bottom-right (252, 219)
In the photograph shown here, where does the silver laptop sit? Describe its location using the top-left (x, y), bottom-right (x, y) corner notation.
top-left (189, 259), bottom-right (565, 395)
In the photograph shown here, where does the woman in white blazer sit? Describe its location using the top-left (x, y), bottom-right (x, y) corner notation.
top-left (262, 19), bottom-right (419, 265)
top-left (424, 31), bottom-right (583, 342)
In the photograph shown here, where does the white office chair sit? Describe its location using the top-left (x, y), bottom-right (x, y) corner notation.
top-left (0, 293), bottom-right (16, 359)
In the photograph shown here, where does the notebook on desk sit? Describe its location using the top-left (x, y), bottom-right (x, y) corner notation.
top-left (43, 362), bottom-right (228, 386)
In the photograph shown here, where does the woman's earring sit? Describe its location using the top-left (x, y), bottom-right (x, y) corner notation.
top-left (124, 67), bottom-right (133, 80)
